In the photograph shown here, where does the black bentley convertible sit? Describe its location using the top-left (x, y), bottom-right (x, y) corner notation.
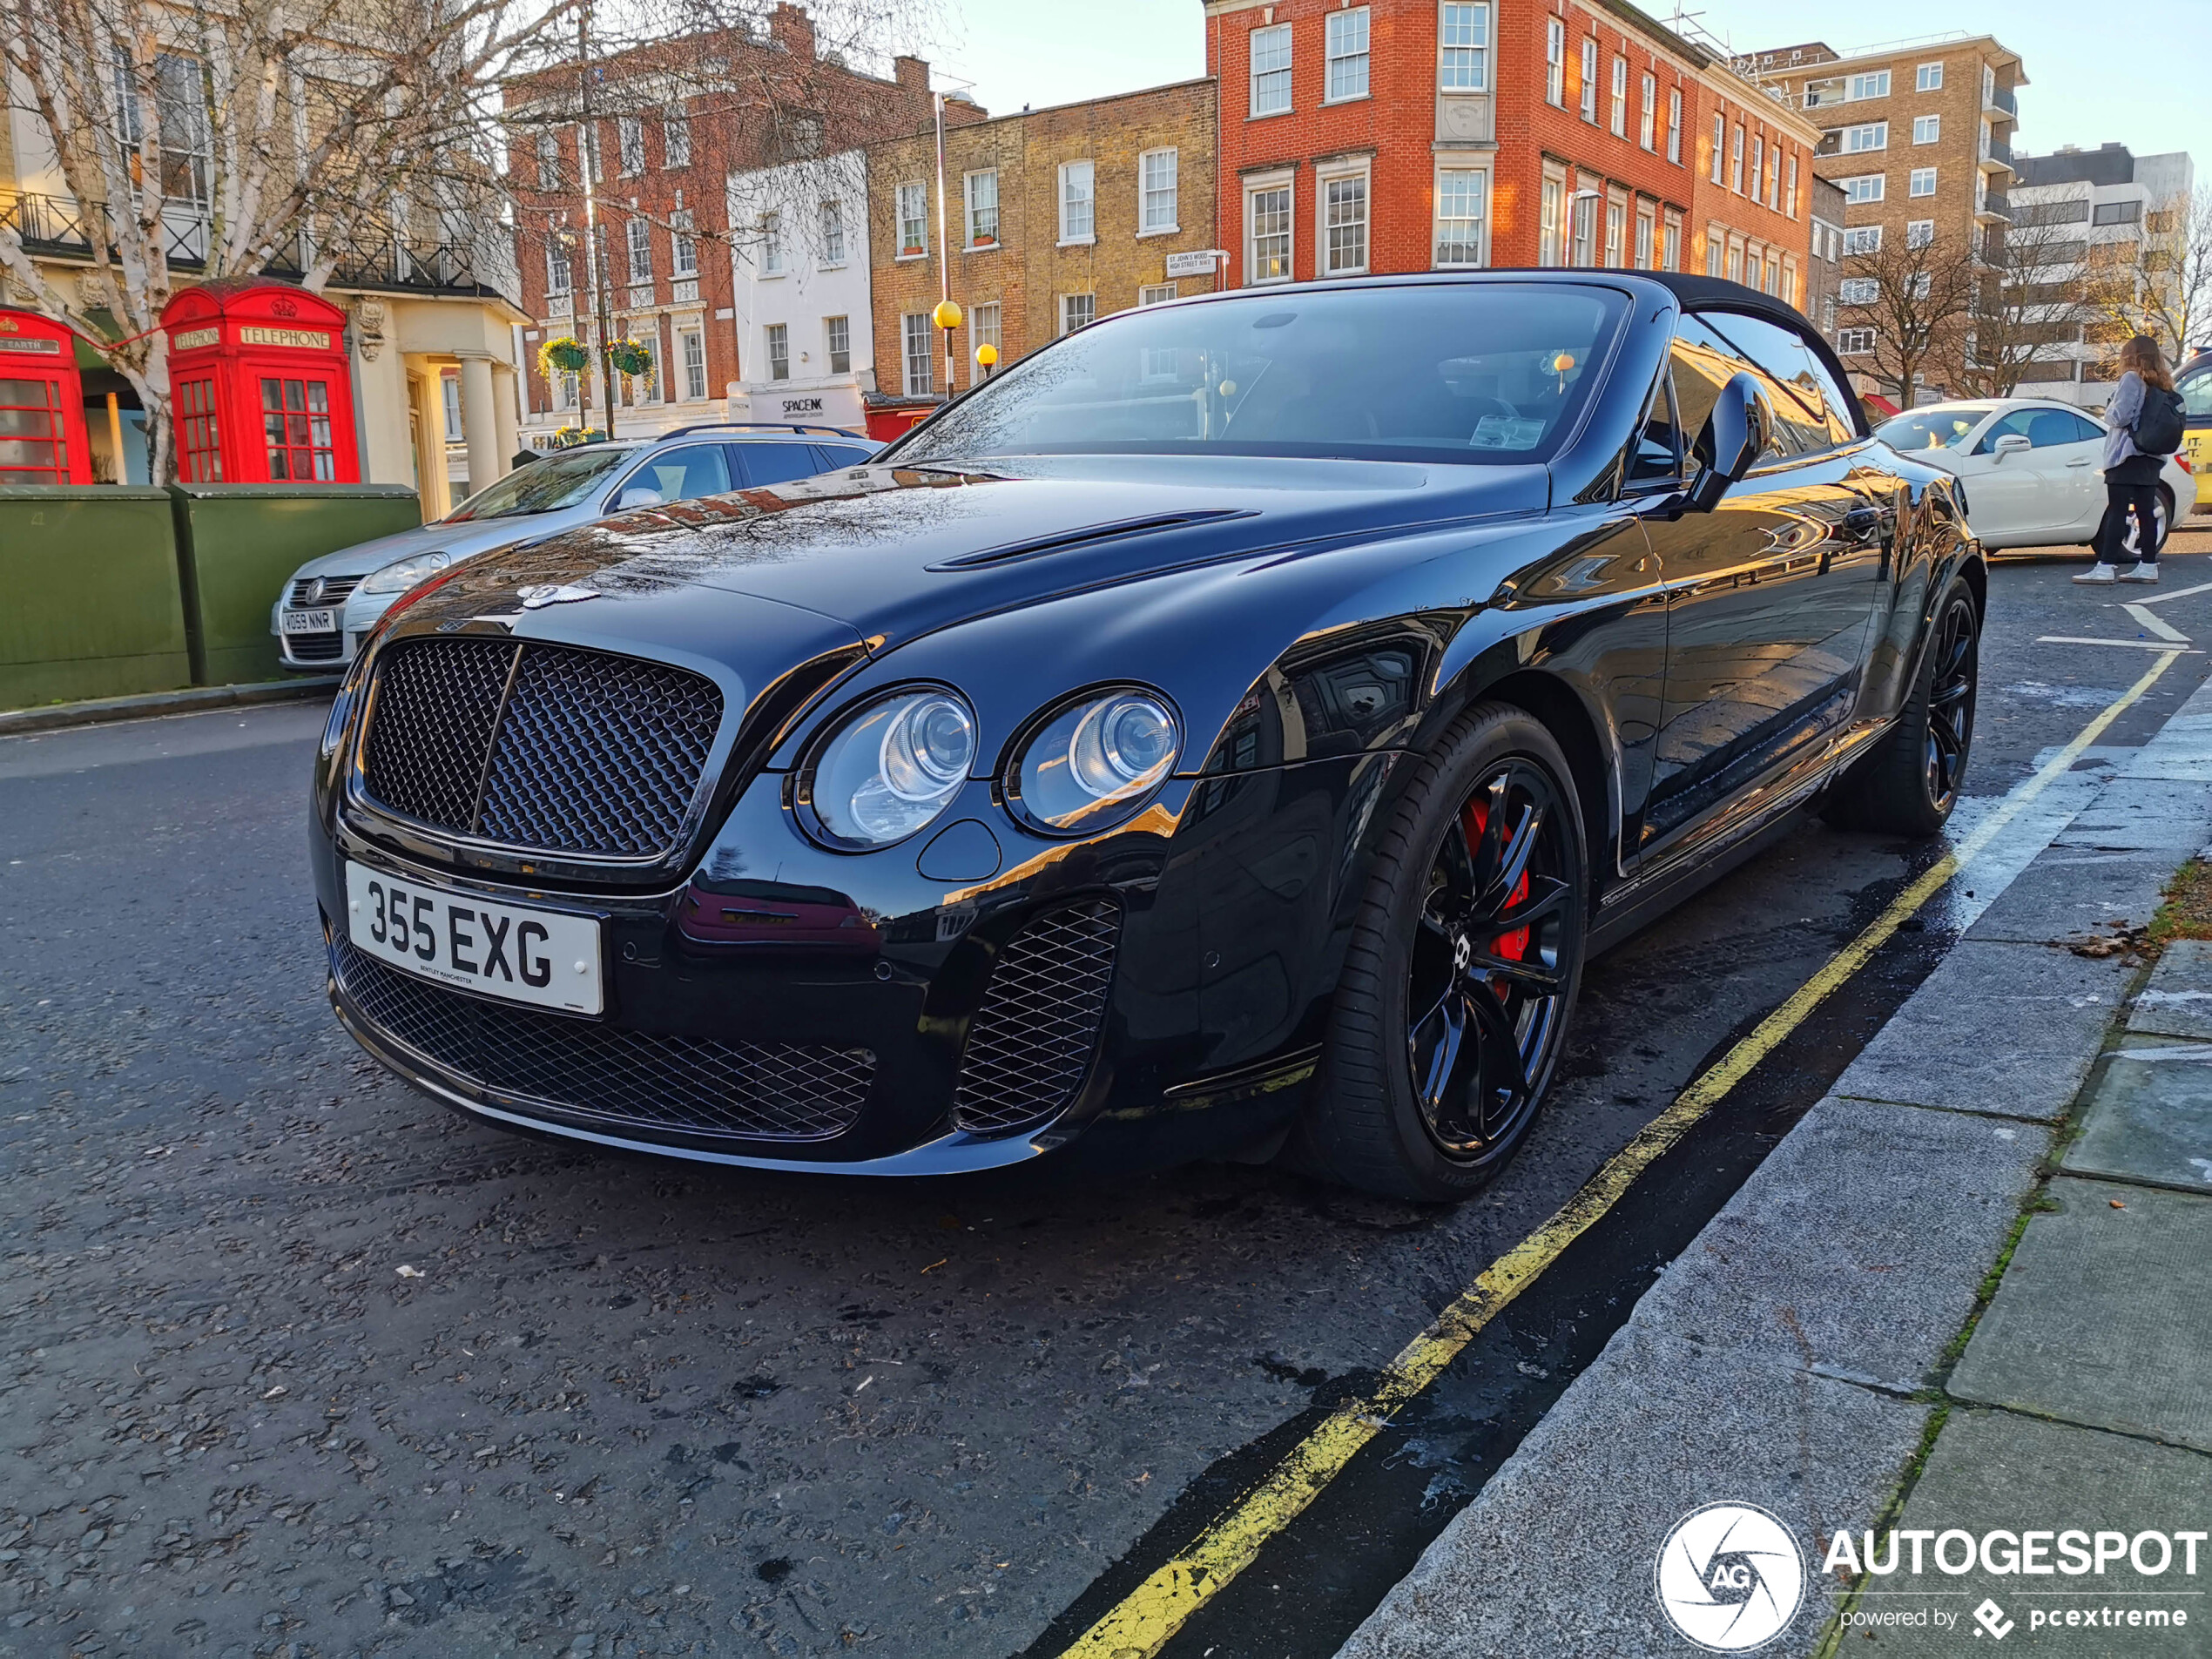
top-left (312, 273), bottom-right (1979, 1200)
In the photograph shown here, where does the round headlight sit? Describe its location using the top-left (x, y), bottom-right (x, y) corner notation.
top-left (1009, 688), bottom-right (1180, 833)
top-left (806, 690), bottom-right (977, 849)
top-left (360, 550), bottom-right (453, 595)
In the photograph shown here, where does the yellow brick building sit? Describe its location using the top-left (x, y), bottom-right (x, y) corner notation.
top-left (867, 79), bottom-right (1219, 409)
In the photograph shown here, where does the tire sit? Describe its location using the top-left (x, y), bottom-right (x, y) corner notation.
top-left (1823, 573), bottom-right (1979, 837)
top-left (1295, 705), bottom-right (1588, 1202)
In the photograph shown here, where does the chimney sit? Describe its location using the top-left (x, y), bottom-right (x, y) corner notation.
top-left (893, 54), bottom-right (928, 93)
top-left (769, 3), bottom-right (816, 62)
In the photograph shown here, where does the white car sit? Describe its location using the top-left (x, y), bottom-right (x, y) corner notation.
top-left (269, 426), bottom-right (880, 671)
top-left (1873, 397), bottom-right (2195, 556)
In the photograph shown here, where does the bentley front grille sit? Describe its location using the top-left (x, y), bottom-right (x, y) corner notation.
top-left (951, 899), bottom-right (1121, 1135)
top-left (332, 934), bottom-right (873, 1142)
top-left (358, 637), bottom-right (723, 860)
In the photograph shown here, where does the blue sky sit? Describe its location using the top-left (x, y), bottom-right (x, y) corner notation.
top-left (932, 0), bottom-right (2208, 165)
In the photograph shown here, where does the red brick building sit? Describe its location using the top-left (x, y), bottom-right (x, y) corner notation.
top-left (1204, 0), bottom-right (1819, 308)
top-left (503, 5), bottom-right (941, 443)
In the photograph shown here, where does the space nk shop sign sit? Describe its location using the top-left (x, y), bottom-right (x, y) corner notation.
top-left (735, 381), bottom-right (864, 431)
top-left (158, 279), bottom-right (360, 484)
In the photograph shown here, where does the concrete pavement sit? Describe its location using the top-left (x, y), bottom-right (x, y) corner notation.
top-left (1339, 672), bottom-right (2212, 1659)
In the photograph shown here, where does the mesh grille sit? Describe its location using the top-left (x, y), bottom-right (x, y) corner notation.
top-left (952, 899), bottom-right (1121, 1135)
top-left (361, 637), bottom-right (513, 830)
top-left (332, 934), bottom-right (873, 1142)
top-left (478, 645), bottom-right (724, 857)
top-left (358, 638), bottom-right (724, 860)
top-left (287, 631), bottom-right (346, 662)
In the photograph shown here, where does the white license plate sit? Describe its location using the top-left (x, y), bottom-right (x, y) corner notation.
top-left (283, 608), bottom-right (335, 635)
top-left (344, 862), bottom-right (603, 1015)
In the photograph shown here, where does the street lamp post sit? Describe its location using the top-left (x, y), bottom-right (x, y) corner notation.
top-left (577, 1), bottom-right (617, 436)
top-left (1565, 187), bottom-right (1603, 268)
top-left (934, 92), bottom-right (954, 398)
top-left (934, 299), bottom-right (963, 395)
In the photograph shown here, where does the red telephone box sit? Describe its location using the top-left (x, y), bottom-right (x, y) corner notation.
top-left (0, 308), bottom-right (92, 484)
top-left (160, 280), bottom-right (359, 483)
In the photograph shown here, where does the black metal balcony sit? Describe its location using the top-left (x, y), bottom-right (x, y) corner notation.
top-left (0, 188), bottom-right (519, 307)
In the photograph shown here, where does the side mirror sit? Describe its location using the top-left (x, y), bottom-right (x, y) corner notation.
top-left (1686, 372), bottom-right (1770, 513)
top-left (614, 485), bottom-right (665, 511)
top-left (1990, 433), bottom-right (2032, 462)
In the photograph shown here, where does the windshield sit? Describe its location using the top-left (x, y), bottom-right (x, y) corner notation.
top-left (888, 283), bottom-right (1629, 466)
top-left (2180, 361), bottom-right (2212, 421)
top-left (1876, 407), bottom-right (1996, 452)
top-left (444, 447), bottom-right (637, 522)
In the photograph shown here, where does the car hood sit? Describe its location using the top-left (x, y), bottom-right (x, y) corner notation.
top-left (391, 455), bottom-right (1550, 647)
top-left (286, 509), bottom-right (593, 583)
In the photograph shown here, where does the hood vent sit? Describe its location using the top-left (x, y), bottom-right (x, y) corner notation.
top-left (927, 509), bottom-right (1257, 571)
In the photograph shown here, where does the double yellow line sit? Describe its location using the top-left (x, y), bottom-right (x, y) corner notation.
top-left (1058, 648), bottom-right (2183, 1659)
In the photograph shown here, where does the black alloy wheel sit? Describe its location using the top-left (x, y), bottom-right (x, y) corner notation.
top-left (1297, 705), bottom-right (1588, 1202)
top-left (1922, 590), bottom-right (1977, 816)
top-left (1822, 570), bottom-right (1980, 837)
top-left (1406, 760), bottom-right (1575, 1163)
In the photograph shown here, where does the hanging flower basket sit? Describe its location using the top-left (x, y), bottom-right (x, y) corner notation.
top-left (606, 336), bottom-right (654, 380)
top-left (550, 424), bottom-right (607, 448)
top-left (537, 335), bottom-right (590, 380)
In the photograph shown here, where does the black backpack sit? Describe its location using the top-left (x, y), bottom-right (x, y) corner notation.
top-left (2133, 384), bottom-right (2186, 455)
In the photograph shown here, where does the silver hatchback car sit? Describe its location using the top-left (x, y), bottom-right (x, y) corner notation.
top-left (271, 425), bottom-right (880, 670)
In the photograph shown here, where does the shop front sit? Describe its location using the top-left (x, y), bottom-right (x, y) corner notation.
top-left (0, 308), bottom-right (93, 484)
top-left (160, 281), bottom-right (360, 484)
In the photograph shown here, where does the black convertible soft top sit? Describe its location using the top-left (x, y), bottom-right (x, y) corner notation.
top-left (1637, 273), bottom-right (1870, 438)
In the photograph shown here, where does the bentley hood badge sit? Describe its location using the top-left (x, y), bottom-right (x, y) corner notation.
top-left (516, 583), bottom-right (601, 610)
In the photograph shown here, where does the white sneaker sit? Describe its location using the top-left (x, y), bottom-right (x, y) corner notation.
top-left (2120, 564), bottom-right (2161, 583)
top-left (2074, 563), bottom-right (2120, 584)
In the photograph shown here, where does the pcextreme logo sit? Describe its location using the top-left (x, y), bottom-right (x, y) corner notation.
top-left (1656, 1503), bottom-right (1807, 1652)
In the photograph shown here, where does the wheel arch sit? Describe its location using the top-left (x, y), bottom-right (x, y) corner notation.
top-left (1457, 669), bottom-right (1610, 897)
top-left (1957, 546), bottom-right (1987, 620)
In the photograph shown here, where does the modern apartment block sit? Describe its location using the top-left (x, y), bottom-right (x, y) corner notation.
top-left (2008, 144), bottom-right (2196, 408)
top-left (1750, 34), bottom-right (2025, 381)
top-left (1203, 0), bottom-right (1820, 307)
top-left (864, 79), bottom-right (1219, 415)
top-left (503, 5), bottom-right (940, 446)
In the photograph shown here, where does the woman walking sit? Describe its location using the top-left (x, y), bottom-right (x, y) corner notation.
top-left (2075, 335), bottom-right (2183, 585)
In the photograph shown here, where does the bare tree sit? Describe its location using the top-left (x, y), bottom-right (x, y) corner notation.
top-left (1954, 204), bottom-right (2094, 398)
top-left (498, 1), bottom-right (948, 428)
top-left (2, 0), bottom-right (572, 479)
top-left (1836, 226), bottom-right (1980, 408)
top-left (2084, 185), bottom-right (2212, 369)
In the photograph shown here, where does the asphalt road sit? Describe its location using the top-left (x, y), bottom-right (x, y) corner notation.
top-left (4, 527), bottom-right (2210, 1659)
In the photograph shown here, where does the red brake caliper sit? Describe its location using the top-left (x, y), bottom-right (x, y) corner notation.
top-left (1464, 799), bottom-right (1528, 995)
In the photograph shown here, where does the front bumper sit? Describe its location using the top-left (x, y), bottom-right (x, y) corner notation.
top-left (315, 752), bottom-right (1393, 1177)
top-left (273, 592), bottom-right (396, 671)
